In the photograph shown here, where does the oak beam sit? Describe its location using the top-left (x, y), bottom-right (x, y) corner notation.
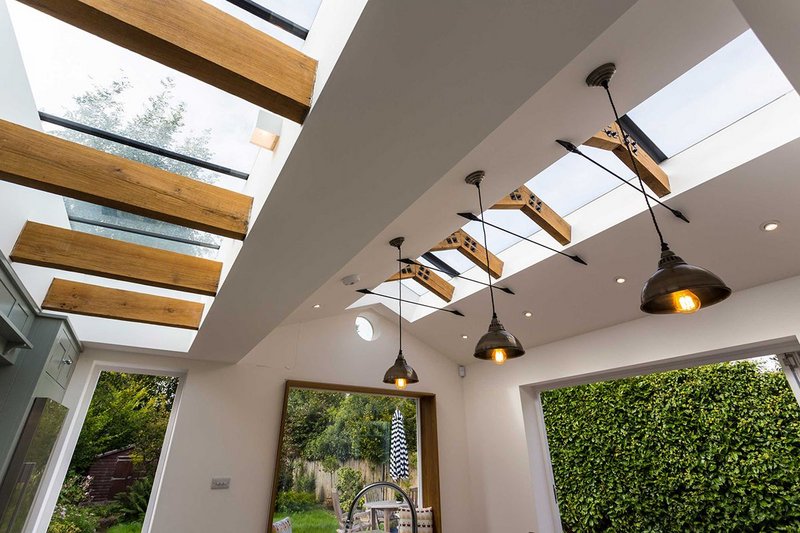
top-left (0, 119), bottom-right (252, 239)
top-left (11, 222), bottom-right (222, 296)
top-left (388, 264), bottom-right (455, 302)
top-left (431, 229), bottom-right (503, 279)
top-left (43, 279), bottom-right (204, 329)
top-left (585, 121), bottom-right (671, 197)
top-left (19, 0), bottom-right (317, 123)
top-left (491, 185), bottom-right (571, 245)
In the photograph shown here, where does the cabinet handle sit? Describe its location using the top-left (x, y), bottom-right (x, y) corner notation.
top-left (62, 358), bottom-right (73, 366)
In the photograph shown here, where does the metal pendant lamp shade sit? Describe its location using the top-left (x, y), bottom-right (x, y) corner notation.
top-left (474, 314), bottom-right (525, 363)
top-left (383, 350), bottom-right (419, 389)
top-left (640, 246), bottom-right (731, 314)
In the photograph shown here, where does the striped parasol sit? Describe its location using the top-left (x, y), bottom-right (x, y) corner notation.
top-left (390, 408), bottom-right (409, 481)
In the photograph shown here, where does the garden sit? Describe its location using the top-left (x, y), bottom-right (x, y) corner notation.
top-left (47, 371), bottom-right (177, 533)
top-left (273, 388), bottom-right (418, 532)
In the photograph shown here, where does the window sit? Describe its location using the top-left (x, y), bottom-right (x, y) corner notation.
top-left (270, 382), bottom-right (441, 533)
top-left (355, 316), bottom-right (375, 342)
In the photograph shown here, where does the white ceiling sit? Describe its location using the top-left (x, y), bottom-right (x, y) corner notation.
top-left (188, 0), bottom-right (800, 364)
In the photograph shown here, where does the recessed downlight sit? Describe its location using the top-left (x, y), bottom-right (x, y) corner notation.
top-left (615, 277), bottom-right (626, 284)
top-left (761, 220), bottom-right (779, 232)
top-left (523, 311), bottom-right (533, 318)
top-left (312, 303), bottom-right (321, 309)
top-left (461, 334), bottom-right (469, 340)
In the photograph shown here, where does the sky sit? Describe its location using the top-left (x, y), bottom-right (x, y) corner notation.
top-left (7, 0), bottom-right (322, 176)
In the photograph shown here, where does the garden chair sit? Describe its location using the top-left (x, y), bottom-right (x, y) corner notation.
top-left (332, 490), bottom-right (370, 533)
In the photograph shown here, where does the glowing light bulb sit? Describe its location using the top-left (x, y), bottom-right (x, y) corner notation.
top-left (395, 378), bottom-right (408, 390)
top-left (492, 349), bottom-right (507, 365)
top-left (672, 289), bottom-right (701, 314)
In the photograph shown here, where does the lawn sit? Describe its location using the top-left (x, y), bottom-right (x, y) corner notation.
top-left (106, 522), bottom-right (143, 533)
top-left (273, 507), bottom-right (338, 533)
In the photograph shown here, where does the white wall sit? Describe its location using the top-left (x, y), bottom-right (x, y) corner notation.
top-left (462, 274), bottom-right (800, 532)
top-left (36, 310), bottom-right (475, 533)
top-left (0, 0), bottom-right (71, 297)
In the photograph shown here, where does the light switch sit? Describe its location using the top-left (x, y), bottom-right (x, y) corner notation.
top-left (211, 477), bottom-right (231, 490)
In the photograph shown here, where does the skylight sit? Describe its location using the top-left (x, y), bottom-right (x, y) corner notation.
top-left (206, 0), bottom-right (323, 47)
top-left (9, 2), bottom-right (262, 181)
top-left (628, 30), bottom-right (793, 157)
top-left (394, 30), bottom-right (794, 303)
top-left (8, 2), bottom-right (274, 260)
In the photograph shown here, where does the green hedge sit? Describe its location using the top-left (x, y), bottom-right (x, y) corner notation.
top-left (541, 361), bottom-right (800, 532)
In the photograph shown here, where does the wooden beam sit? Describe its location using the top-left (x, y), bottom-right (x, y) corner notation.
top-left (387, 264), bottom-right (455, 302)
top-left (430, 229), bottom-right (503, 279)
top-left (11, 222), bottom-right (222, 296)
top-left (491, 185), bottom-right (571, 245)
top-left (0, 119), bottom-right (252, 240)
top-left (43, 279), bottom-right (204, 329)
top-left (585, 121), bottom-right (671, 197)
top-left (19, 0), bottom-right (317, 123)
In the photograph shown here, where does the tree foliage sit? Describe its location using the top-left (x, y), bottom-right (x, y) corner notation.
top-left (53, 77), bottom-right (219, 256)
top-left (283, 389), bottom-right (417, 467)
top-left (71, 372), bottom-right (178, 476)
top-left (542, 360), bottom-right (800, 532)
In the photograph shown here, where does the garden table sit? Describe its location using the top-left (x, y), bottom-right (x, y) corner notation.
top-left (363, 500), bottom-right (406, 531)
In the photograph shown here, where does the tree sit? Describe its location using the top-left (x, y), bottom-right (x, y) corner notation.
top-left (541, 360), bottom-right (800, 532)
top-left (70, 372), bottom-right (178, 476)
top-left (52, 77), bottom-right (220, 257)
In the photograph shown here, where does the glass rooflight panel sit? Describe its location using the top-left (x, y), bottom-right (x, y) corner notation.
top-left (628, 30), bottom-right (793, 158)
top-left (65, 199), bottom-right (223, 259)
top-left (462, 209), bottom-right (540, 255)
top-left (428, 250), bottom-right (477, 276)
top-left (9, 3), bottom-right (260, 186)
top-left (527, 147), bottom-right (633, 217)
top-left (204, 0), bottom-right (323, 48)
top-left (400, 279), bottom-right (427, 297)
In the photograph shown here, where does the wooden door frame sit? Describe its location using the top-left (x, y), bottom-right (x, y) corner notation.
top-left (267, 380), bottom-right (442, 533)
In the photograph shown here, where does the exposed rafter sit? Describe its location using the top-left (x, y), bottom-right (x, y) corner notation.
top-left (387, 263), bottom-right (454, 302)
top-left (43, 279), bottom-right (205, 329)
top-left (19, 0), bottom-right (317, 123)
top-left (11, 222), bottom-right (222, 296)
top-left (430, 229), bottom-right (503, 279)
top-left (491, 184), bottom-right (571, 245)
top-left (584, 121), bottom-right (671, 197)
top-left (0, 119), bottom-right (252, 240)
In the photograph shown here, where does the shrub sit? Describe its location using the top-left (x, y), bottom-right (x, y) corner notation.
top-left (335, 467), bottom-right (364, 513)
top-left (294, 467), bottom-right (316, 493)
top-left (47, 504), bottom-right (99, 533)
top-left (542, 361), bottom-right (800, 532)
top-left (276, 491), bottom-right (316, 513)
top-left (115, 477), bottom-right (153, 523)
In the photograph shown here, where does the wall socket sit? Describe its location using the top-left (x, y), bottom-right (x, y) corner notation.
top-left (211, 477), bottom-right (231, 490)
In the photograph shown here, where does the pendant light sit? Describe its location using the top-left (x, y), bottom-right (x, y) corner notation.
top-left (586, 63), bottom-right (731, 314)
top-left (466, 171), bottom-right (525, 364)
top-left (383, 237), bottom-right (419, 389)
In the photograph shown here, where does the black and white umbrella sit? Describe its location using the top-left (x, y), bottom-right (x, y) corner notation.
top-left (390, 408), bottom-right (409, 481)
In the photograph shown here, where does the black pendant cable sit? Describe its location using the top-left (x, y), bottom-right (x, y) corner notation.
top-left (466, 171), bottom-right (525, 364)
top-left (586, 63), bottom-right (731, 314)
top-left (383, 237), bottom-right (419, 389)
